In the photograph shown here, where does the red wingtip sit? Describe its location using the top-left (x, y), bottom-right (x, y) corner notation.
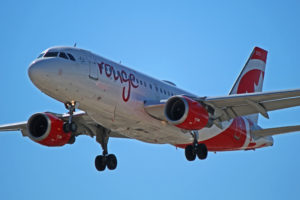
top-left (251, 47), bottom-right (268, 63)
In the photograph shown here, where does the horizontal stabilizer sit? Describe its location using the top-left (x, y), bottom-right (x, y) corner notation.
top-left (252, 125), bottom-right (300, 137)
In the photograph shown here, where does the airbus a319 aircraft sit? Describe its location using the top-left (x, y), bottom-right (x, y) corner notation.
top-left (1, 46), bottom-right (300, 172)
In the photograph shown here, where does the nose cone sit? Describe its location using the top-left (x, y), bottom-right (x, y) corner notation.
top-left (28, 59), bottom-right (58, 89)
top-left (28, 60), bottom-right (45, 85)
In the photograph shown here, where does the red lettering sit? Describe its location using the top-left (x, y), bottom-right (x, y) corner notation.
top-left (97, 62), bottom-right (139, 102)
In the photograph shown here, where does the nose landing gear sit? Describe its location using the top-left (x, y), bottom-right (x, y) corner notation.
top-left (94, 126), bottom-right (118, 171)
top-left (63, 101), bottom-right (78, 133)
top-left (184, 131), bottom-right (208, 161)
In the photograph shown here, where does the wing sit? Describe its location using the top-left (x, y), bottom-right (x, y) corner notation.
top-left (252, 125), bottom-right (300, 137)
top-left (144, 99), bottom-right (167, 121)
top-left (144, 89), bottom-right (300, 124)
top-left (199, 88), bottom-right (300, 122)
top-left (0, 122), bottom-right (28, 136)
top-left (0, 111), bottom-right (128, 139)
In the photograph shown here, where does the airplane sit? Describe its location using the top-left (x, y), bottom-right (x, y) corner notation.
top-left (1, 46), bottom-right (300, 172)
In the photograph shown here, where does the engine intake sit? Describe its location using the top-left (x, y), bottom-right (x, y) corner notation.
top-left (164, 96), bottom-right (209, 130)
top-left (27, 113), bottom-right (71, 146)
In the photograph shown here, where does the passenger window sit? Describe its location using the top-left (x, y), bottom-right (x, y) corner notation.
top-left (44, 52), bottom-right (58, 57)
top-left (67, 53), bottom-right (76, 61)
top-left (144, 81), bottom-right (147, 87)
top-left (59, 52), bottom-right (68, 59)
top-left (150, 84), bottom-right (152, 89)
top-left (130, 75), bottom-right (135, 82)
top-left (168, 91), bottom-right (170, 96)
top-left (140, 80), bottom-right (143, 85)
top-left (164, 90), bottom-right (166, 95)
top-left (155, 86), bottom-right (158, 92)
top-left (160, 88), bottom-right (163, 93)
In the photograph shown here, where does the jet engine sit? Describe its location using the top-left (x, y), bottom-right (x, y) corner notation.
top-left (164, 96), bottom-right (209, 130)
top-left (27, 113), bottom-right (71, 146)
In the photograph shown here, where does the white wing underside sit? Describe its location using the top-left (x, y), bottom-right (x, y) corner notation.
top-left (0, 111), bottom-right (128, 139)
top-left (197, 88), bottom-right (300, 121)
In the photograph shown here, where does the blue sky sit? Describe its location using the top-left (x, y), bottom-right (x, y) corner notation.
top-left (1, 1), bottom-right (300, 199)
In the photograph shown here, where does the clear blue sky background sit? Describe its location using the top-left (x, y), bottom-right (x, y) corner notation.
top-left (1, 1), bottom-right (300, 199)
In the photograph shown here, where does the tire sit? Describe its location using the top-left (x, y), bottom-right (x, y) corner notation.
top-left (197, 143), bottom-right (208, 160)
top-left (185, 145), bottom-right (196, 161)
top-left (63, 122), bottom-right (70, 133)
top-left (106, 154), bottom-right (117, 170)
top-left (95, 155), bottom-right (106, 171)
top-left (70, 122), bottom-right (77, 132)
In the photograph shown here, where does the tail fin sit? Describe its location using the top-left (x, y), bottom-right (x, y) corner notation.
top-left (229, 47), bottom-right (268, 123)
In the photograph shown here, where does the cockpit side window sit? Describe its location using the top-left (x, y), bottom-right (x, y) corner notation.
top-left (44, 52), bottom-right (58, 57)
top-left (59, 52), bottom-right (68, 59)
top-left (67, 53), bottom-right (76, 61)
top-left (37, 53), bottom-right (45, 59)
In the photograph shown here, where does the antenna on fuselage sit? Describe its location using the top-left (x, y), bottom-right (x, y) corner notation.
top-left (74, 43), bottom-right (77, 47)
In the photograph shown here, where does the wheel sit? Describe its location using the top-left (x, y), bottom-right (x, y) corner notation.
top-left (63, 122), bottom-right (70, 133)
top-left (95, 155), bottom-right (106, 171)
top-left (70, 122), bottom-right (77, 132)
top-left (185, 145), bottom-right (196, 161)
top-left (197, 143), bottom-right (208, 160)
top-left (106, 154), bottom-right (117, 170)
top-left (67, 135), bottom-right (76, 144)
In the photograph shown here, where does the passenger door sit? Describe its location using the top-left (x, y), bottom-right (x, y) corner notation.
top-left (88, 55), bottom-right (98, 80)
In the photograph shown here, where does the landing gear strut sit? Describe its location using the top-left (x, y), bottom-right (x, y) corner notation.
top-left (184, 131), bottom-right (208, 161)
top-left (94, 126), bottom-right (117, 171)
top-left (63, 101), bottom-right (78, 133)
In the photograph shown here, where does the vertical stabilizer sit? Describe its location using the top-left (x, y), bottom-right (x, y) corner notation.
top-left (229, 47), bottom-right (268, 123)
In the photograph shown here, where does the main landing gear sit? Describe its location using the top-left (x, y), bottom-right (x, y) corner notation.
top-left (185, 131), bottom-right (208, 161)
top-left (94, 126), bottom-right (117, 171)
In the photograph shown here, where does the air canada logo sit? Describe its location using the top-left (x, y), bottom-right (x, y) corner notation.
top-left (237, 69), bottom-right (264, 94)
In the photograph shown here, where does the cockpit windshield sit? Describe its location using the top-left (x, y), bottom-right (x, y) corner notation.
top-left (59, 52), bottom-right (68, 59)
top-left (44, 52), bottom-right (58, 57)
top-left (37, 51), bottom-right (76, 61)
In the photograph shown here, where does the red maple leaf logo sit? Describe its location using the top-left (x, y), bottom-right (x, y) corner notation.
top-left (237, 69), bottom-right (264, 94)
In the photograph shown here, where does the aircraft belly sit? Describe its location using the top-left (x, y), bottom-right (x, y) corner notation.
top-left (86, 100), bottom-right (193, 144)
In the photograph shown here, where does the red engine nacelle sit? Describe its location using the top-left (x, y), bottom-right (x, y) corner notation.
top-left (27, 113), bottom-right (71, 146)
top-left (164, 96), bottom-right (209, 130)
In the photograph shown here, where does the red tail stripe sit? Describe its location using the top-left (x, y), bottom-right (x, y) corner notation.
top-left (251, 47), bottom-right (268, 63)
